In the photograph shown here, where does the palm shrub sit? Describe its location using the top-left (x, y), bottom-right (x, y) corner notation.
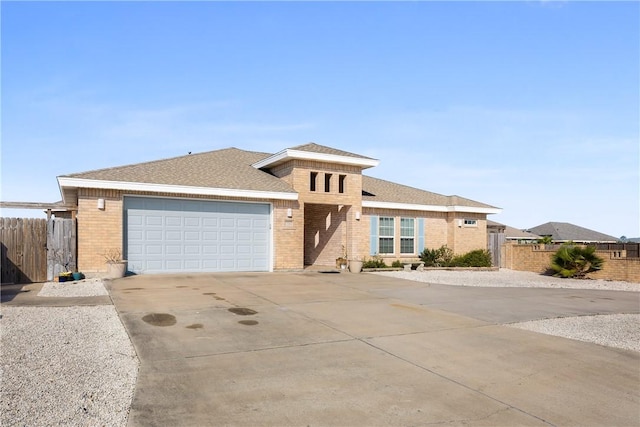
top-left (550, 245), bottom-right (604, 279)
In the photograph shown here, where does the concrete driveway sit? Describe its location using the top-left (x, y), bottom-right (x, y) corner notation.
top-left (108, 271), bottom-right (640, 426)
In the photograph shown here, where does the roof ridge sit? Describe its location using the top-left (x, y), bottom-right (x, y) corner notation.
top-left (61, 147), bottom-right (270, 177)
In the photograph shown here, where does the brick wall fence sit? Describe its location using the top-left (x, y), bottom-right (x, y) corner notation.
top-left (501, 244), bottom-right (640, 283)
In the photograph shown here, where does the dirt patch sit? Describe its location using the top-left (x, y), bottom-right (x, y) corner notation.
top-left (142, 313), bottom-right (177, 327)
top-left (186, 323), bottom-right (203, 329)
top-left (228, 307), bottom-right (257, 316)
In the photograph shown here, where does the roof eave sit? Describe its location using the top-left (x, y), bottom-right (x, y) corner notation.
top-left (252, 149), bottom-right (380, 170)
top-left (362, 200), bottom-right (502, 214)
top-left (57, 177), bottom-right (299, 201)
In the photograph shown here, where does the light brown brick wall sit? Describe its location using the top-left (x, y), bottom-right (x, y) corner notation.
top-left (77, 189), bottom-right (123, 273)
top-left (502, 244), bottom-right (640, 283)
top-left (272, 200), bottom-right (304, 270)
top-left (448, 213), bottom-right (487, 254)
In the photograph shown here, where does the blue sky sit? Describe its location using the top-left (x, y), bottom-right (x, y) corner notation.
top-left (2, 1), bottom-right (638, 238)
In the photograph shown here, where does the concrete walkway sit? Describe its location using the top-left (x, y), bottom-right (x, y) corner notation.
top-left (107, 271), bottom-right (639, 426)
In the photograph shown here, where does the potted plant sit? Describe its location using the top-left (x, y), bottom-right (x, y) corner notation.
top-left (349, 257), bottom-right (363, 273)
top-left (103, 248), bottom-right (128, 279)
top-left (336, 245), bottom-right (348, 270)
top-left (59, 271), bottom-right (73, 282)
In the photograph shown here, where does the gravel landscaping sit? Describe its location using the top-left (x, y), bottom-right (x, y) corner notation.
top-left (374, 268), bottom-right (639, 291)
top-left (0, 280), bottom-right (138, 427)
top-left (38, 277), bottom-right (109, 297)
top-left (375, 269), bottom-right (640, 352)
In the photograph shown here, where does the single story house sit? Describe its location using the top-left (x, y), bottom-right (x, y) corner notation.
top-left (57, 143), bottom-right (501, 274)
top-left (488, 220), bottom-right (541, 244)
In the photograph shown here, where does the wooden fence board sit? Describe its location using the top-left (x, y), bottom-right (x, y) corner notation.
top-left (0, 217), bottom-right (48, 283)
top-left (47, 218), bottom-right (77, 281)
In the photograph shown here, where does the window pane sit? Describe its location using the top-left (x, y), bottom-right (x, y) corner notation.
top-left (400, 238), bottom-right (414, 254)
top-left (379, 238), bottom-right (394, 254)
top-left (379, 217), bottom-right (394, 236)
top-left (401, 218), bottom-right (414, 237)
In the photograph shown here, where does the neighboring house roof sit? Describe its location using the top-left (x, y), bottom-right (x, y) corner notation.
top-left (487, 220), bottom-right (541, 240)
top-left (526, 222), bottom-right (617, 243)
top-left (362, 176), bottom-right (500, 214)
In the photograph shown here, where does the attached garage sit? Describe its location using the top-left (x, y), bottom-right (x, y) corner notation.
top-left (124, 197), bottom-right (271, 274)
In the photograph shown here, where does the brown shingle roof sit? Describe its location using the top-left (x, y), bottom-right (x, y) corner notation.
top-left (362, 175), bottom-right (498, 209)
top-left (526, 222), bottom-right (617, 243)
top-left (62, 148), bottom-right (296, 194)
top-left (290, 143), bottom-right (376, 160)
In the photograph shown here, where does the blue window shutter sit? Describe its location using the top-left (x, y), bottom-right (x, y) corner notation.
top-left (417, 218), bottom-right (425, 252)
top-left (370, 216), bottom-right (378, 255)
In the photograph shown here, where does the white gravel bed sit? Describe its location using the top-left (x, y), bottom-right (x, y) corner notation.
top-left (38, 278), bottom-right (109, 297)
top-left (0, 305), bottom-right (138, 426)
top-left (374, 268), bottom-right (639, 291)
top-left (508, 314), bottom-right (640, 352)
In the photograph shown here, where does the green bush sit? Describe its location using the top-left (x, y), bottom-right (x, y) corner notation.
top-left (391, 260), bottom-right (404, 268)
top-left (550, 245), bottom-right (603, 278)
top-left (419, 245), bottom-right (453, 267)
top-left (449, 249), bottom-right (492, 267)
top-left (363, 255), bottom-right (387, 269)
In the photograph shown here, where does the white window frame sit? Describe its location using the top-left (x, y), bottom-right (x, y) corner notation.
top-left (400, 217), bottom-right (415, 254)
top-left (378, 217), bottom-right (394, 254)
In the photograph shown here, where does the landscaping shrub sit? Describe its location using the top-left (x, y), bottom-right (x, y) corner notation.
top-left (391, 260), bottom-right (404, 268)
top-left (363, 255), bottom-right (387, 269)
top-left (419, 246), bottom-right (453, 267)
top-left (550, 245), bottom-right (603, 278)
top-left (449, 249), bottom-right (492, 267)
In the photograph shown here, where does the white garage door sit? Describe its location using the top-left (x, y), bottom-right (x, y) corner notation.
top-left (124, 197), bottom-right (271, 274)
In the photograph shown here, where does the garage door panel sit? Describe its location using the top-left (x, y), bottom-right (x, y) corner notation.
top-left (165, 216), bottom-right (182, 227)
top-left (184, 231), bottom-right (200, 241)
top-left (125, 197), bottom-right (270, 274)
top-left (202, 218), bottom-right (218, 227)
top-left (146, 230), bottom-right (163, 240)
top-left (203, 232), bottom-right (217, 241)
top-left (166, 245), bottom-right (182, 255)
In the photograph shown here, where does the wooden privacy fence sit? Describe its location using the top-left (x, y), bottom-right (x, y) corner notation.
top-left (1, 218), bottom-right (47, 283)
top-left (0, 217), bottom-right (76, 284)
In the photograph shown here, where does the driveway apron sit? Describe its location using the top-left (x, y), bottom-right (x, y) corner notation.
top-left (108, 272), bottom-right (640, 427)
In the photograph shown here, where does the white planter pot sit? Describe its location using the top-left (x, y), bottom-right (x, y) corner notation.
top-left (106, 261), bottom-right (128, 279)
top-left (349, 260), bottom-right (363, 273)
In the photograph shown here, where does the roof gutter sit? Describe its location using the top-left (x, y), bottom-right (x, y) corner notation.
top-left (57, 177), bottom-right (299, 201)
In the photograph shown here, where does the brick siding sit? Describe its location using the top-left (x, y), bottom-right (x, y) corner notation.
top-left (502, 243), bottom-right (640, 283)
